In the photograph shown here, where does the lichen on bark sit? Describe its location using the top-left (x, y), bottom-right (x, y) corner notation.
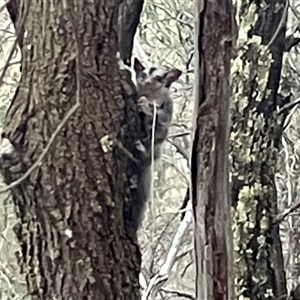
top-left (231, 0), bottom-right (289, 298)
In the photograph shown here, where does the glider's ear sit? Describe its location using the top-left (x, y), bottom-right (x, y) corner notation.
top-left (134, 58), bottom-right (145, 73)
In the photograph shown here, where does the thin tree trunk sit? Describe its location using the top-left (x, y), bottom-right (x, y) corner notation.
top-left (191, 0), bottom-right (234, 299)
top-left (0, 0), bottom-right (142, 299)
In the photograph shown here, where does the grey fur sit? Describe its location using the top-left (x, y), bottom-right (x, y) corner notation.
top-left (126, 58), bottom-right (181, 233)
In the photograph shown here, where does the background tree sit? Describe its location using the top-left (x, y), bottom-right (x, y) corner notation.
top-left (191, 0), bottom-right (233, 299)
top-left (0, 0), bottom-right (145, 298)
top-left (230, 0), bottom-right (299, 298)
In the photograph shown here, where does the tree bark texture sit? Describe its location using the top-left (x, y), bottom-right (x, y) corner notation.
top-left (0, 0), bottom-right (143, 299)
top-left (231, 0), bottom-right (290, 299)
top-left (117, 0), bottom-right (144, 65)
top-left (191, 0), bottom-right (233, 299)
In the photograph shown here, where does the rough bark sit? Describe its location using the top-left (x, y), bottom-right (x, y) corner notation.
top-left (117, 0), bottom-right (144, 65)
top-left (191, 0), bottom-right (233, 299)
top-left (0, 0), bottom-right (143, 299)
top-left (231, 0), bottom-right (290, 299)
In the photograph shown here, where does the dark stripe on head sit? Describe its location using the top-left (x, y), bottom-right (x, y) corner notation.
top-left (149, 67), bottom-right (157, 75)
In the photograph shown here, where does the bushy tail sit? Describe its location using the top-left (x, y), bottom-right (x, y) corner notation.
top-left (125, 164), bottom-right (151, 239)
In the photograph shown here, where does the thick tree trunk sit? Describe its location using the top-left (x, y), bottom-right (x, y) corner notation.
top-left (0, 0), bottom-right (142, 299)
top-left (191, 0), bottom-right (233, 299)
top-left (231, 0), bottom-right (289, 299)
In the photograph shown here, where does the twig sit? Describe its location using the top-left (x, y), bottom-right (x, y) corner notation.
top-left (167, 131), bottom-right (190, 139)
top-left (0, 1), bottom-right (82, 194)
top-left (276, 200), bottom-right (300, 223)
top-left (149, 100), bottom-right (157, 255)
top-left (142, 200), bottom-right (193, 299)
top-left (278, 96), bottom-right (300, 116)
top-left (264, 0), bottom-right (289, 52)
top-left (114, 140), bottom-right (139, 164)
top-left (0, 0), bottom-right (27, 86)
top-left (160, 287), bottom-right (195, 299)
top-left (167, 138), bottom-right (189, 162)
top-left (0, 0), bottom-right (11, 15)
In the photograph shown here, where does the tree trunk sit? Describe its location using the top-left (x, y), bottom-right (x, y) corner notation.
top-left (231, 0), bottom-right (290, 299)
top-left (191, 0), bottom-right (234, 299)
top-left (0, 0), bottom-right (143, 299)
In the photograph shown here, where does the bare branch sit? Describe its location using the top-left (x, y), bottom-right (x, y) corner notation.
top-left (160, 287), bottom-right (195, 299)
top-left (276, 200), bottom-right (300, 223)
top-left (142, 200), bottom-right (193, 299)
